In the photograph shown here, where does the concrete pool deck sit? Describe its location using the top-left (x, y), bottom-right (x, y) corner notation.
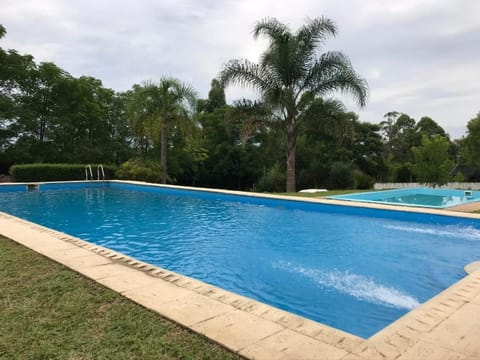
top-left (1, 182), bottom-right (480, 359)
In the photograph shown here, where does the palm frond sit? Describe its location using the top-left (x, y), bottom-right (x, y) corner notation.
top-left (296, 17), bottom-right (337, 47)
top-left (322, 98), bottom-right (347, 113)
top-left (253, 17), bottom-right (290, 42)
top-left (219, 59), bottom-right (277, 95)
top-left (303, 51), bottom-right (368, 107)
top-left (156, 77), bottom-right (197, 113)
top-left (294, 17), bottom-right (337, 76)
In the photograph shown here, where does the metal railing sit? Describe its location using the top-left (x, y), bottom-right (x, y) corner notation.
top-left (85, 164), bottom-right (93, 181)
top-left (85, 164), bottom-right (106, 181)
top-left (97, 164), bottom-right (105, 181)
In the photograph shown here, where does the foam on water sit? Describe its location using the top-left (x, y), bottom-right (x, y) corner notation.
top-left (275, 261), bottom-right (420, 310)
top-left (383, 224), bottom-right (480, 241)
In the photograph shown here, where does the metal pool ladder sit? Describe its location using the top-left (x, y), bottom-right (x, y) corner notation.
top-left (85, 164), bottom-right (105, 181)
top-left (97, 164), bottom-right (105, 181)
top-left (85, 164), bottom-right (93, 181)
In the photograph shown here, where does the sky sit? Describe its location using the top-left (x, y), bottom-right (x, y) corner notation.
top-left (2, 0), bottom-right (480, 139)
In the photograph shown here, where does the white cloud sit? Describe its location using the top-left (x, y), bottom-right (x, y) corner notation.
top-left (1, 0), bottom-right (479, 139)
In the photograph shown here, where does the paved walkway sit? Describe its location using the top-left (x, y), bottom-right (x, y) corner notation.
top-left (448, 202), bottom-right (480, 213)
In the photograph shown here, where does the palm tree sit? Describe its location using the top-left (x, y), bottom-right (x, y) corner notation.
top-left (220, 17), bottom-right (368, 192)
top-left (129, 78), bottom-right (196, 183)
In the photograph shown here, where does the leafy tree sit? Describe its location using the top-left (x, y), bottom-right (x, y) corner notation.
top-left (352, 121), bottom-right (387, 180)
top-left (459, 112), bottom-right (480, 168)
top-left (296, 98), bottom-right (355, 188)
top-left (4, 62), bottom-right (68, 162)
top-left (105, 91), bottom-right (135, 164)
top-left (380, 111), bottom-right (400, 148)
top-left (257, 163), bottom-right (285, 192)
top-left (167, 124), bottom-right (208, 185)
top-left (380, 112), bottom-right (416, 161)
top-left (52, 76), bottom-right (124, 163)
top-left (294, 99), bottom-right (386, 188)
top-left (220, 17), bottom-right (368, 192)
top-left (380, 112), bottom-right (419, 181)
top-left (329, 161), bottom-right (354, 189)
top-left (302, 99), bottom-right (355, 162)
top-left (1, 27), bottom-right (36, 158)
top-left (380, 112), bottom-right (453, 182)
top-left (197, 99), bottom-right (268, 190)
top-left (197, 79), bottom-right (226, 114)
top-left (116, 158), bottom-right (162, 182)
top-left (415, 116), bottom-right (447, 139)
top-left (412, 135), bottom-right (454, 186)
top-left (127, 78), bottom-right (196, 183)
top-left (389, 113), bottom-right (417, 163)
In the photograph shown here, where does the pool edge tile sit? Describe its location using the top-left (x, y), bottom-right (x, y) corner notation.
top-left (239, 328), bottom-right (349, 360)
top-left (191, 309), bottom-right (285, 352)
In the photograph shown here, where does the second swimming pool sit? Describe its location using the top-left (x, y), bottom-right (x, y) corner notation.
top-left (328, 187), bottom-right (480, 208)
top-left (1, 182), bottom-right (479, 338)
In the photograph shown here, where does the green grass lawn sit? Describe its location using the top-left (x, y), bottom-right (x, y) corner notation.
top-left (0, 236), bottom-right (240, 360)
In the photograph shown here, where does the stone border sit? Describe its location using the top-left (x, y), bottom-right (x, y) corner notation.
top-left (1, 181), bottom-right (480, 359)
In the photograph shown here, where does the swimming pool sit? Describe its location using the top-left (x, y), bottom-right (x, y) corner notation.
top-left (1, 181), bottom-right (479, 338)
top-left (328, 187), bottom-right (480, 208)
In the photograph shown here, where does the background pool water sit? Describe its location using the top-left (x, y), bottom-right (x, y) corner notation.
top-left (329, 187), bottom-right (480, 208)
top-left (1, 183), bottom-right (480, 338)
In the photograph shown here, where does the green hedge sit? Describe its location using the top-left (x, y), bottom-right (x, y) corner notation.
top-left (116, 159), bottom-right (163, 183)
top-left (9, 164), bottom-right (117, 182)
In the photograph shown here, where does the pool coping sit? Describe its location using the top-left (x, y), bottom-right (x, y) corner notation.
top-left (1, 180), bottom-right (480, 359)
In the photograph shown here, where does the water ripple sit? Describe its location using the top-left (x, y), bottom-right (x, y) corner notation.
top-left (274, 261), bottom-right (420, 310)
top-left (383, 224), bottom-right (480, 241)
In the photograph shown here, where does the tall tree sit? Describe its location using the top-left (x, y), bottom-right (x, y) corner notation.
top-left (197, 96), bottom-right (270, 190)
top-left (197, 79), bottom-right (226, 114)
top-left (412, 135), bottom-right (454, 186)
top-left (296, 98), bottom-right (354, 188)
top-left (1, 25), bottom-right (36, 157)
top-left (459, 112), bottom-right (480, 168)
top-left (220, 17), bottom-right (368, 192)
top-left (415, 116), bottom-right (447, 139)
top-left (352, 121), bottom-right (386, 180)
top-left (128, 78), bottom-right (196, 183)
top-left (1, 25), bottom-right (152, 168)
top-left (380, 111), bottom-right (400, 153)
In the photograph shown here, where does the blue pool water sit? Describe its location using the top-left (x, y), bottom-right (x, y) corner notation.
top-left (328, 188), bottom-right (480, 208)
top-left (1, 182), bottom-right (480, 338)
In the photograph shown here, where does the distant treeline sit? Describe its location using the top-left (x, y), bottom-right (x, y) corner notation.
top-left (1, 23), bottom-right (480, 190)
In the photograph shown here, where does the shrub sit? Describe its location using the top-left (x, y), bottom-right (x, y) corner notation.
top-left (10, 164), bottom-right (116, 182)
top-left (256, 163), bottom-right (286, 192)
top-left (395, 164), bottom-right (414, 182)
top-left (328, 162), bottom-right (354, 189)
top-left (452, 172), bottom-right (466, 182)
top-left (116, 159), bottom-right (163, 183)
top-left (354, 170), bottom-right (374, 189)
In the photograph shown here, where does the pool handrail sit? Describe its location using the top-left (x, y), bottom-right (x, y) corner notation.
top-left (85, 164), bottom-right (93, 181)
top-left (97, 164), bottom-right (105, 181)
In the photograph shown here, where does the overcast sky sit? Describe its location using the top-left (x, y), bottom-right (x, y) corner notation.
top-left (2, 0), bottom-right (479, 139)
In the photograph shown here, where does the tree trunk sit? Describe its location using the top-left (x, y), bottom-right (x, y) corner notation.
top-left (160, 122), bottom-right (168, 184)
top-left (286, 119), bottom-right (296, 193)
